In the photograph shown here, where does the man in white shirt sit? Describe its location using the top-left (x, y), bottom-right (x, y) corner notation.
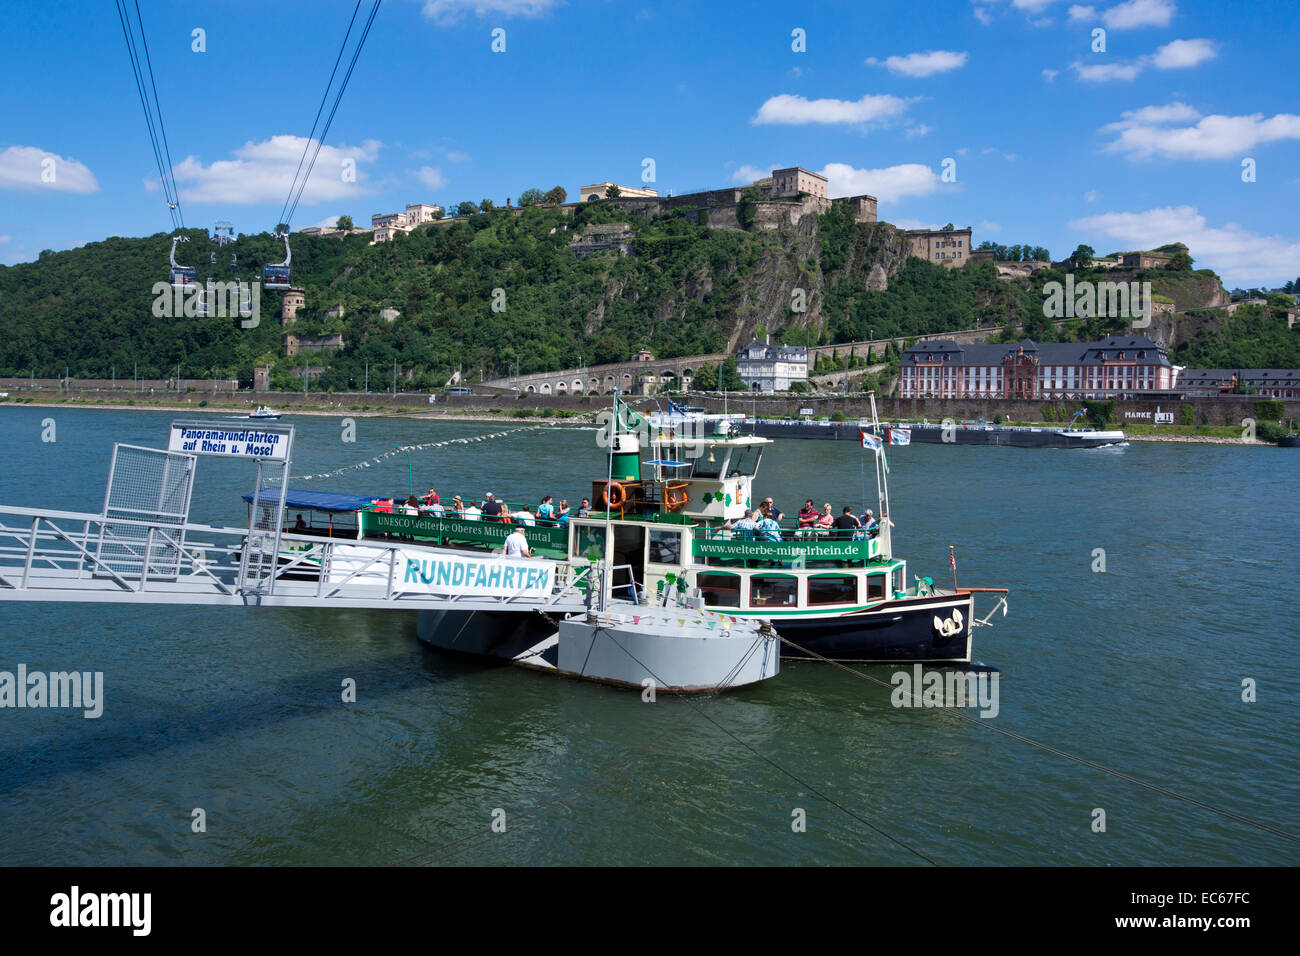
top-left (504, 526), bottom-right (532, 558)
top-left (463, 502), bottom-right (481, 520)
top-left (515, 504), bottom-right (536, 527)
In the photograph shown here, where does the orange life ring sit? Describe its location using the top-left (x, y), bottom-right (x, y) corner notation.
top-left (603, 481), bottom-right (627, 508)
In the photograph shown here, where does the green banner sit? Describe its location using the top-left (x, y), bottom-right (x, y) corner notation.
top-left (693, 535), bottom-right (875, 561)
top-left (362, 511), bottom-right (568, 557)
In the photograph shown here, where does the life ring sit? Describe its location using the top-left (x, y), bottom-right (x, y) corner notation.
top-left (603, 481), bottom-right (627, 508)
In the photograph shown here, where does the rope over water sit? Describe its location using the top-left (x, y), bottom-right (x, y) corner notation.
top-left (275, 425), bottom-right (561, 482)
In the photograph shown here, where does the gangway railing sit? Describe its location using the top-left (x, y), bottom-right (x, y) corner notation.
top-left (0, 505), bottom-right (590, 614)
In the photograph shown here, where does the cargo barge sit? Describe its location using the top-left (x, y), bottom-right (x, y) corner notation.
top-left (740, 418), bottom-right (1126, 449)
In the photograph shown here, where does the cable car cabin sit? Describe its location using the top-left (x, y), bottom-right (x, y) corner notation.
top-left (262, 265), bottom-right (291, 290)
top-left (170, 266), bottom-right (197, 289)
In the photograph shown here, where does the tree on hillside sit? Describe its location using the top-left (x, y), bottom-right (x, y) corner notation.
top-left (456, 201), bottom-right (479, 217)
top-left (432, 207), bottom-right (444, 219)
top-left (275, 222), bottom-right (289, 234)
top-left (1031, 246), bottom-right (1050, 261)
top-left (479, 198), bottom-right (495, 212)
top-left (1070, 244), bottom-right (1095, 270)
top-left (604, 184), bottom-right (621, 199)
top-left (1166, 250), bottom-right (1193, 270)
top-left (518, 188), bottom-right (545, 207)
top-left (336, 215), bottom-right (355, 231)
top-left (720, 356), bottom-right (744, 391)
top-left (544, 186), bottom-right (567, 205)
top-left (692, 363), bottom-right (717, 390)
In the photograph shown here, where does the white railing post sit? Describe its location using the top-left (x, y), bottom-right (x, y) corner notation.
top-left (20, 516), bottom-right (38, 589)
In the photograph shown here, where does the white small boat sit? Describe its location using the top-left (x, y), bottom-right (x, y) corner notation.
top-left (248, 405), bottom-right (282, 420)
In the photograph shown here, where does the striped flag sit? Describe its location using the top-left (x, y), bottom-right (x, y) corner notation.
top-left (950, 548), bottom-right (957, 572)
top-left (860, 430), bottom-right (882, 451)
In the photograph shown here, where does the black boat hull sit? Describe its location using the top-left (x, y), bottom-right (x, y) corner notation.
top-left (772, 591), bottom-right (975, 663)
top-left (742, 420), bottom-right (1125, 448)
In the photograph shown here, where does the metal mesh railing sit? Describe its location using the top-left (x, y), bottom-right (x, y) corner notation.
top-left (95, 444), bottom-right (195, 579)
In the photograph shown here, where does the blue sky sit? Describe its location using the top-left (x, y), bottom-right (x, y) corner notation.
top-left (2, 0), bottom-right (1297, 285)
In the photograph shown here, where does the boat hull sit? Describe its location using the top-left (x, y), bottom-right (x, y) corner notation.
top-left (768, 591), bottom-right (975, 663)
top-left (743, 420), bottom-right (1126, 448)
top-left (416, 608), bottom-right (779, 692)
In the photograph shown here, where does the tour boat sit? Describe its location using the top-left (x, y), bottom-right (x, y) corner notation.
top-left (295, 397), bottom-right (1009, 663)
top-left (248, 406), bottom-right (282, 420)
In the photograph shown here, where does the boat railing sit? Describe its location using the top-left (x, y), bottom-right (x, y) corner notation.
top-left (360, 508), bottom-right (569, 559)
top-left (689, 523), bottom-right (880, 566)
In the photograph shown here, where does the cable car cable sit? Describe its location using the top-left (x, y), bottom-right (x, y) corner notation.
top-left (275, 0), bottom-right (364, 231)
top-left (283, 1), bottom-right (381, 230)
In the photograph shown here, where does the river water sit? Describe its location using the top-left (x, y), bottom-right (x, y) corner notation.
top-left (0, 406), bottom-right (1295, 865)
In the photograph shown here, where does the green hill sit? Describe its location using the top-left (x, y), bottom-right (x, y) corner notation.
top-left (1, 203), bottom-right (1292, 388)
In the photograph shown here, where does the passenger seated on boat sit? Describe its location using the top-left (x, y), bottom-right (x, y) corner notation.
top-left (481, 492), bottom-right (503, 521)
top-left (832, 506), bottom-right (861, 540)
top-left (515, 504), bottom-right (536, 526)
top-left (797, 500), bottom-right (820, 530)
top-left (422, 498), bottom-right (446, 517)
top-left (294, 514), bottom-right (308, 532)
top-left (373, 498), bottom-right (394, 514)
top-left (421, 487), bottom-right (440, 506)
top-left (862, 509), bottom-right (880, 538)
top-left (463, 501), bottom-right (481, 520)
top-left (537, 495), bottom-right (556, 523)
top-left (815, 504), bottom-right (835, 535)
top-left (733, 509), bottom-right (758, 540)
top-left (402, 496), bottom-right (421, 516)
top-left (577, 497), bottom-right (591, 518)
top-left (449, 496), bottom-right (465, 516)
top-left (760, 498), bottom-right (783, 522)
top-left (755, 513), bottom-right (783, 542)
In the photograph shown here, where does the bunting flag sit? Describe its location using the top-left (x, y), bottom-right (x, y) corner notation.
top-left (889, 427), bottom-right (911, 446)
top-left (279, 425), bottom-right (557, 482)
top-left (860, 430), bottom-right (882, 451)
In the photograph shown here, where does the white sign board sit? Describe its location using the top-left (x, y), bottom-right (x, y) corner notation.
top-left (169, 423), bottom-right (291, 461)
top-left (799, 408), bottom-right (814, 417)
top-left (395, 549), bottom-right (556, 599)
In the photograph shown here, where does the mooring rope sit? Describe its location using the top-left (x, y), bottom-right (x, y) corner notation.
top-left (281, 425), bottom-right (557, 482)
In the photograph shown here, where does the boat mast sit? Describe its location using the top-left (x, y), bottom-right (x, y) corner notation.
top-left (869, 392), bottom-right (892, 558)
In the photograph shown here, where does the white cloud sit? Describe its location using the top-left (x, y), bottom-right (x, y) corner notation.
top-left (1070, 205), bottom-right (1300, 283)
top-left (1102, 0), bottom-right (1175, 29)
top-left (1069, 36), bottom-right (1216, 82)
top-left (866, 50), bottom-right (968, 77)
top-left (1072, 59), bottom-right (1144, 82)
top-left (173, 136), bottom-right (379, 206)
top-left (890, 217), bottom-right (939, 230)
top-left (416, 166), bottom-right (448, 190)
top-left (973, 5), bottom-right (994, 24)
top-left (445, 150), bottom-right (471, 163)
top-left (905, 123), bottom-right (933, 138)
top-left (1151, 37), bottom-right (1216, 69)
top-left (421, 0), bottom-right (561, 26)
top-left (1102, 103), bottom-right (1300, 159)
top-left (752, 93), bottom-right (910, 126)
top-left (0, 234), bottom-right (11, 244)
top-left (730, 164), bottom-right (779, 184)
top-left (980, 220), bottom-right (1002, 233)
top-left (819, 162), bottom-right (944, 202)
top-left (1042, 68), bottom-right (1059, 81)
top-left (1084, 189), bottom-right (1101, 202)
top-left (300, 215), bottom-right (353, 231)
top-left (1068, 4), bottom-right (1097, 20)
top-left (0, 146), bottom-right (99, 193)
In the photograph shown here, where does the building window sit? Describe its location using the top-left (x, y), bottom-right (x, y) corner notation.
top-left (867, 573), bottom-right (887, 601)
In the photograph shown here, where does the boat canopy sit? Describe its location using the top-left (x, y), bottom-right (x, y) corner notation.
top-left (242, 489), bottom-right (375, 513)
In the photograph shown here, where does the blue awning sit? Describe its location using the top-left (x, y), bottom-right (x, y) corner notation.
top-left (242, 489), bottom-right (376, 513)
